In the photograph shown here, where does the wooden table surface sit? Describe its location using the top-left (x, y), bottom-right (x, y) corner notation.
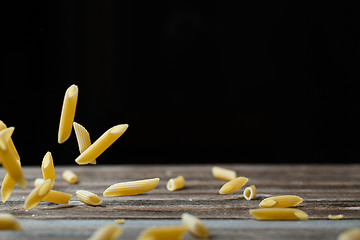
top-left (1, 164), bottom-right (360, 239)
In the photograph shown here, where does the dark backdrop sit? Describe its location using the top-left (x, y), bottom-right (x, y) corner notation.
top-left (1, 1), bottom-right (359, 165)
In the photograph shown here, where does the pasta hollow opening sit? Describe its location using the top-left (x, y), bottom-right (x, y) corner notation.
top-left (66, 85), bottom-right (78, 97)
top-left (89, 195), bottom-right (101, 205)
top-left (167, 180), bottom-right (173, 189)
top-left (244, 188), bottom-right (251, 198)
top-left (38, 181), bottom-right (52, 197)
top-left (110, 124), bottom-right (128, 134)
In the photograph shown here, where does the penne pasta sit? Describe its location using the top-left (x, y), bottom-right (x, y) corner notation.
top-left (259, 195), bottom-right (303, 208)
top-left (167, 176), bottom-right (185, 191)
top-left (1, 160), bottom-right (21, 203)
top-left (88, 224), bottom-right (123, 240)
top-left (42, 190), bottom-right (73, 204)
top-left (137, 225), bottom-right (188, 240)
top-left (0, 213), bottom-right (22, 230)
top-left (103, 178), bottom-right (160, 197)
top-left (73, 122), bottom-right (96, 164)
top-left (328, 214), bottom-right (344, 220)
top-left (219, 176), bottom-right (248, 194)
top-left (24, 179), bottom-right (53, 210)
top-left (181, 213), bottom-right (210, 239)
top-left (0, 127), bottom-right (27, 189)
top-left (250, 208), bottom-right (309, 221)
top-left (337, 228), bottom-right (360, 240)
top-left (41, 152), bottom-right (55, 183)
top-left (76, 190), bottom-right (102, 206)
top-left (58, 84), bottom-right (78, 144)
top-left (0, 121), bottom-right (20, 161)
top-left (34, 178), bottom-right (45, 187)
top-left (115, 219), bottom-right (125, 224)
top-left (62, 170), bottom-right (78, 184)
top-left (243, 185), bottom-right (257, 200)
top-left (75, 124), bottom-right (128, 165)
top-left (211, 166), bottom-right (237, 181)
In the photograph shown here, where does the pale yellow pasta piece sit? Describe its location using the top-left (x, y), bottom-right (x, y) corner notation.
top-left (1, 160), bottom-right (21, 203)
top-left (0, 213), bottom-right (22, 230)
top-left (88, 224), bottom-right (123, 240)
top-left (76, 190), bottom-right (102, 206)
top-left (219, 176), bottom-right (248, 194)
top-left (259, 195), bottom-right (303, 208)
top-left (58, 84), bottom-right (78, 144)
top-left (167, 176), bottom-right (185, 191)
top-left (329, 214), bottom-right (344, 220)
top-left (75, 124), bottom-right (128, 165)
top-left (337, 228), bottom-right (360, 240)
top-left (0, 127), bottom-right (26, 189)
top-left (42, 190), bottom-right (73, 204)
top-left (250, 208), bottom-right (309, 221)
top-left (34, 178), bottom-right (45, 187)
top-left (243, 185), bottom-right (257, 200)
top-left (24, 179), bottom-right (53, 209)
top-left (62, 170), bottom-right (78, 184)
top-left (137, 225), bottom-right (188, 240)
top-left (211, 166), bottom-right (237, 181)
top-left (0, 121), bottom-right (20, 160)
top-left (181, 213), bottom-right (209, 239)
top-left (73, 122), bottom-right (96, 164)
top-left (103, 178), bottom-right (159, 197)
top-left (41, 152), bottom-right (55, 183)
top-left (114, 219), bottom-right (125, 224)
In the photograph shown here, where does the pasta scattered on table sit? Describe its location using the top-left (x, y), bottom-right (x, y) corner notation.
top-left (76, 190), bottom-right (102, 206)
top-left (259, 195), bottom-right (303, 208)
top-left (103, 177), bottom-right (159, 197)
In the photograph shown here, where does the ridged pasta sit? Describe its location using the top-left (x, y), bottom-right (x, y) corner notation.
top-left (219, 176), bottom-right (248, 194)
top-left (212, 166), bottom-right (237, 181)
top-left (137, 225), bottom-right (188, 240)
top-left (103, 178), bottom-right (160, 197)
top-left (1, 160), bottom-right (21, 203)
top-left (0, 127), bottom-right (27, 189)
top-left (250, 208), bottom-right (309, 221)
top-left (259, 195), bottom-right (303, 208)
top-left (41, 152), bottom-right (55, 183)
top-left (0, 121), bottom-right (20, 160)
top-left (58, 84), bottom-right (78, 144)
top-left (42, 190), bottom-right (73, 204)
top-left (0, 213), bottom-right (22, 230)
top-left (24, 179), bottom-right (53, 210)
top-left (62, 170), bottom-right (78, 184)
top-left (337, 228), bottom-right (360, 240)
top-left (75, 124), bottom-right (128, 165)
top-left (76, 190), bottom-right (102, 206)
top-left (88, 224), bottom-right (123, 240)
top-left (73, 122), bottom-right (96, 164)
top-left (243, 185), bottom-right (257, 200)
top-left (167, 176), bottom-right (185, 191)
top-left (181, 213), bottom-right (210, 239)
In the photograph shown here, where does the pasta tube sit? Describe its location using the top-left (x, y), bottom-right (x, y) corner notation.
top-left (219, 176), bottom-right (248, 194)
top-left (0, 127), bottom-right (26, 189)
top-left (103, 178), bottom-right (159, 197)
top-left (337, 228), bottom-right (360, 240)
top-left (24, 179), bottom-right (53, 210)
top-left (41, 152), bottom-right (55, 183)
top-left (73, 122), bottom-right (96, 164)
top-left (137, 225), bottom-right (188, 240)
top-left (0, 121), bottom-right (20, 160)
top-left (259, 195), bottom-right (303, 208)
top-left (88, 224), bottom-right (123, 240)
top-left (75, 124), bottom-right (128, 165)
top-left (0, 213), bottom-right (22, 230)
top-left (250, 208), bottom-right (309, 221)
top-left (243, 185), bottom-right (257, 200)
top-left (62, 170), bottom-right (78, 184)
top-left (42, 190), bottom-right (73, 204)
top-left (181, 213), bottom-right (210, 239)
top-left (328, 214), bottom-right (343, 220)
top-left (1, 160), bottom-right (21, 203)
top-left (58, 84), bottom-right (78, 144)
top-left (211, 166), bottom-right (237, 181)
top-left (76, 190), bottom-right (102, 206)
top-left (167, 176), bottom-right (185, 191)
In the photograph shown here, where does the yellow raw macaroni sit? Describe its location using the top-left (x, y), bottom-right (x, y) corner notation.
top-left (0, 127), bottom-right (27, 189)
top-left (243, 185), bottom-right (257, 200)
top-left (211, 166), bottom-right (237, 181)
top-left (250, 208), bottom-right (309, 221)
top-left (76, 190), bottom-right (102, 206)
top-left (0, 213), bottom-right (22, 230)
top-left (137, 225), bottom-right (188, 240)
top-left (73, 122), bottom-right (96, 164)
top-left (24, 179), bottom-right (53, 210)
top-left (337, 228), bottom-right (360, 240)
top-left (103, 178), bottom-right (160, 197)
top-left (41, 152), bottom-right (55, 183)
top-left (219, 176), bottom-right (248, 194)
top-left (181, 213), bottom-right (210, 239)
top-left (259, 195), bottom-right (303, 208)
top-left (1, 160), bottom-right (21, 203)
top-left (42, 190), bottom-right (73, 204)
top-left (34, 178), bottom-right (44, 187)
top-left (328, 214), bottom-right (343, 220)
top-left (88, 224), bottom-right (123, 240)
top-left (75, 124), bottom-right (128, 165)
top-left (58, 84), bottom-right (78, 144)
top-left (0, 121), bottom-right (20, 161)
top-left (167, 176), bottom-right (185, 191)
top-left (62, 170), bottom-right (78, 184)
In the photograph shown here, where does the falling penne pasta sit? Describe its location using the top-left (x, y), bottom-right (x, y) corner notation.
top-left (1, 160), bottom-right (21, 203)
top-left (42, 190), bottom-right (73, 204)
top-left (0, 121), bottom-right (20, 161)
top-left (58, 84), bottom-right (78, 144)
top-left (211, 166), bottom-right (237, 181)
top-left (167, 176), bottom-right (185, 191)
top-left (75, 124), bottom-right (128, 165)
top-left (24, 179), bottom-right (53, 210)
top-left (103, 178), bottom-right (159, 197)
top-left (243, 185), bottom-right (257, 200)
top-left (328, 214), bottom-right (343, 220)
top-left (181, 213), bottom-right (210, 239)
top-left (62, 170), bottom-right (78, 184)
top-left (0, 127), bottom-right (27, 189)
top-left (73, 122), bottom-right (96, 164)
top-left (219, 176), bottom-right (248, 194)
top-left (337, 228), bottom-right (360, 240)
top-left (250, 208), bottom-right (309, 221)
top-left (76, 190), bottom-right (102, 206)
top-left (34, 178), bottom-right (45, 187)
top-left (41, 152), bottom-right (55, 183)
top-left (259, 195), bottom-right (303, 208)
top-left (0, 213), bottom-right (22, 230)
top-left (137, 225), bottom-right (188, 240)
top-left (88, 224), bottom-right (123, 240)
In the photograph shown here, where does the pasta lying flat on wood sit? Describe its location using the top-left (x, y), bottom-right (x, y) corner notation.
top-left (212, 166), bottom-right (237, 181)
top-left (1, 160), bottom-right (21, 203)
top-left (103, 178), bottom-right (160, 197)
top-left (41, 152), bottom-right (55, 183)
top-left (62, 170), bottom-right (78, 184)
top-left (167, 176), bottom-right (185, 191)
top-left (42, 190), bottom-right (73, 204)
top-left (76, 190), bottom-right (102, 206)
top-left (243, 185), bottom-right (257, 200)
top-left (337, 228), bottom-right (360, 240)
top-left (181, 213), bottom-right (210, 239)
top-left (219, 176), bottom-right (248, 194)
top-left (328, 214), bottom-right (344, 220)
top-left (250, 208), bottom-right (309, 221)
top-left (75, 124), bottom-right (128, 165)
top-left (259, 195), bottom-right (303, 208)
top-left (137, 225), bottom-right (188, 240)
top-left (88, 224), bottom-right (123, 240)
top-left (0, 213), bottom-right (22, 230)
top-left (58, 84), bottom-right (78, 144)
top-left (73, 122), bottom-right (96, 164)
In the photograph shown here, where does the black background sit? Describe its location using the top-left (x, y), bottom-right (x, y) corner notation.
top-left (1, 1), bottom-right (359, 165)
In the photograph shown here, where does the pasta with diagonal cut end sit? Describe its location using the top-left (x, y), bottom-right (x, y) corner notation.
top-left (42, 190), bottom-right (72, 204)
top-left (0, 121), bottom-right (20, 160)
top-left (137, 225), bottom-right (188, 240)
top-left (182, 213), bottom-right (210, 239)
top-left (250, 208), bottom-right (309, 221)
top-left (24, 179), bottom-right (53, 210)
top-left (103, 178), bottom-right (160, 197)
top-left (219, 176), bottom-right (248, 194)
top-left (1, 160), bottom-right (21, 203)
top-left (88, 224), bottom-right (123, 240)
top-left (212, 166), bottom-right (237, 181)
top-left (41, 152), bottom-right (55, 183)
top-left (73, 122), bottom-right (96, 164)
top-left (76, 190), bottom-right (102, 206)
top-left (62, 170), bottom-right (78, 184)
top-left (259, 195), bottom-right (303, 208)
